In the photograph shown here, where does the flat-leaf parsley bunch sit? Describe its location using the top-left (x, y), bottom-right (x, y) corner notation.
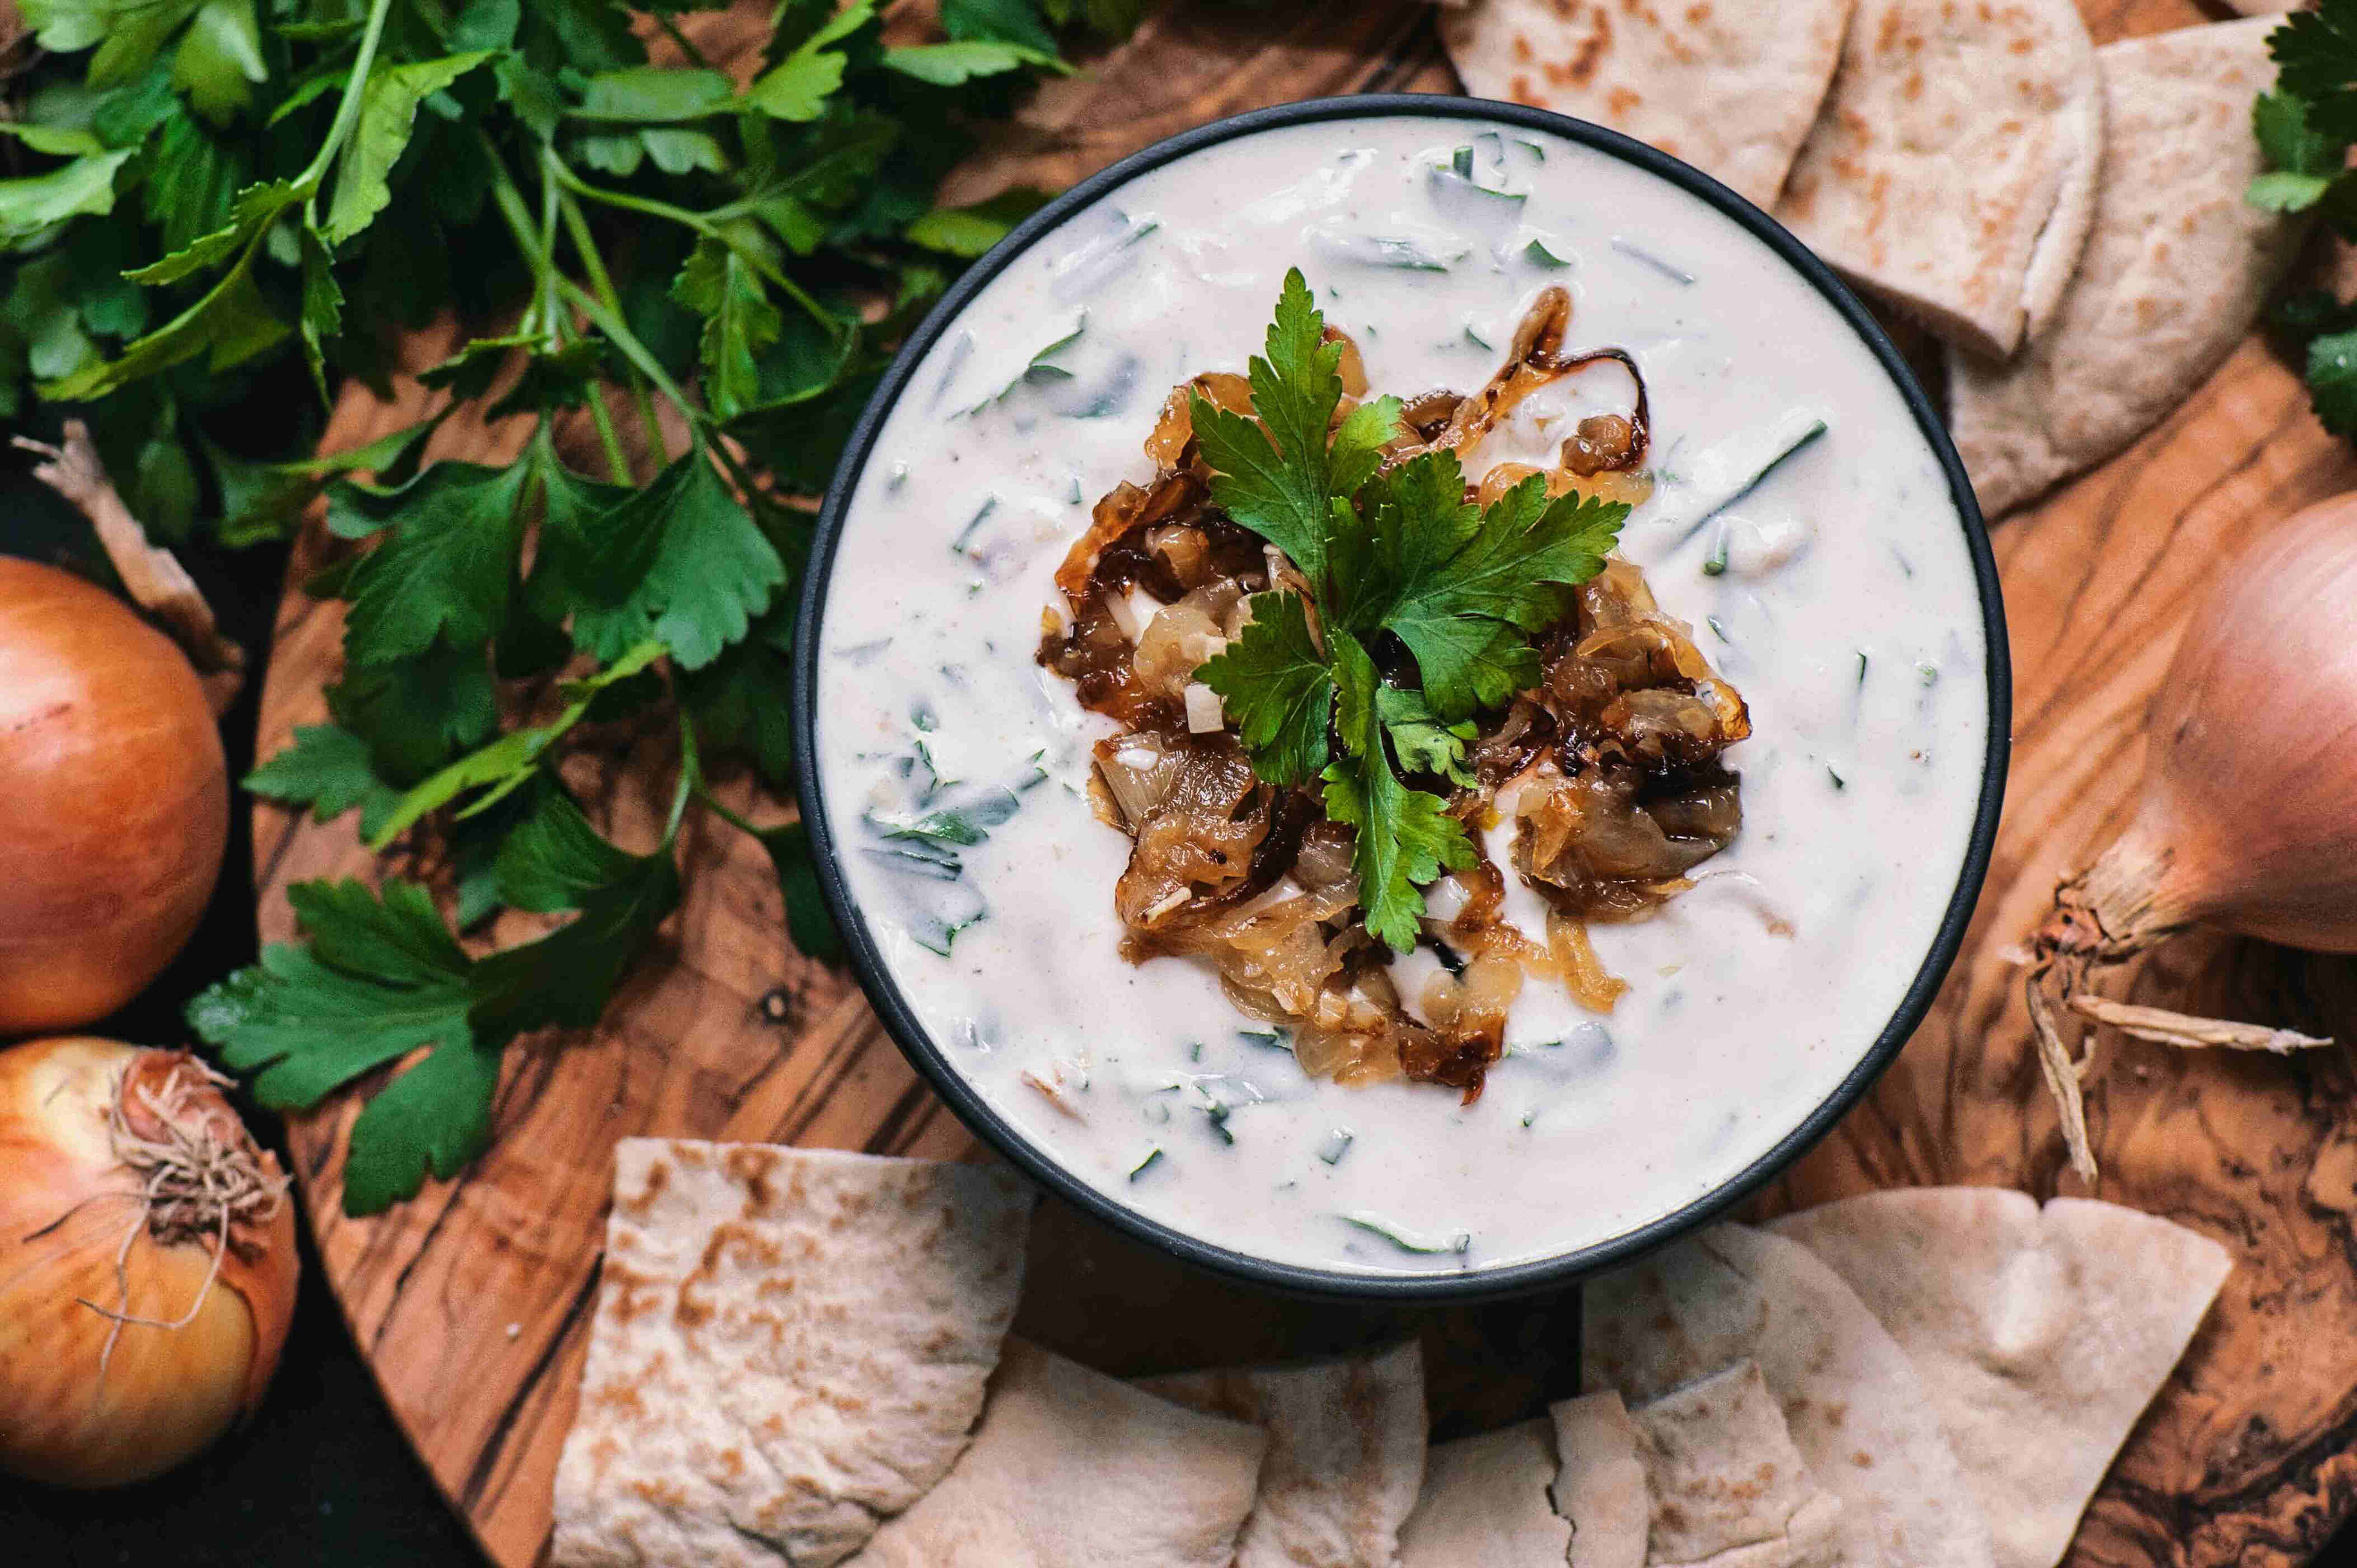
top-left (0, 0), bottom-right (1137, 1213)
top-left (2249, 1), bottom-right (2357, 432)
top-left (1194, 271), bottom-right (1628, 951)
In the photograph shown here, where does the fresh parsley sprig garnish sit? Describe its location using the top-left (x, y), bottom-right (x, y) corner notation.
top-left (2251, 4), bottom-right (2357, 434)
top-left (0, 0), bottom-right (1138, 1213)
top-left (1192, 270), bottom-right (1629, 950)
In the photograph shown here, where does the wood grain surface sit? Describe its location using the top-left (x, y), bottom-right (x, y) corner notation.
top-left (245, 2), bottom-right (2357, 1564)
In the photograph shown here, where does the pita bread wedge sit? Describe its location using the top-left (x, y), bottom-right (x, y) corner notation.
top-left (1628, 1361), bottom-right (1843, 1567)
top-left (1439, 0), bottom-right (1853, 209)
top-left (1768, 1189), bottom-right (2232, 1568)
top-left (1548, 1391), bottom-right (1648, 1568)
top-left (1142, 1340), bottom-right (1427, 1568)
top-left (853, 1339), bottom-right (1266, 1567)
top-left (1397, 1418), bottom-right (1572, 1566)
top-left (1583, 1222), bottom-right (1997, 1568)
top-left (1773, 0), bottom-right (2101, 359)
top-left (551, 1140), bottom-right (1032, 1568)
top-left (1948, 17), bottom-right (2305, 517)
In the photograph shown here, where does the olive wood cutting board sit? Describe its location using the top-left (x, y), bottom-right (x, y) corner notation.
top-left (246, 2), bottom-right (2357, 1564)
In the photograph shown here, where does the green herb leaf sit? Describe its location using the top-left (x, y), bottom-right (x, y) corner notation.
top-left (324, 51), bottom-right (496, 246)
top-left (1186, 267), bottom-right (1400, 588)
top-left (1376, 686), bottom-right (1477, 789)
top-left (468, 834), bottom-right (682, 1036)
top-left (570, 65), bottom-right (734, 123)
top-left (1370, 467), bottom-right (1627, 720)
top-left (903, 187), bottom-right (1051, 256)
top-left (187, 879), bottom-right (487, 1215)
top-left (746, 0), bottom-right (871, 121)
top-left (2307, 326), bottom-right (2357, 434)
top-left (332, 459), bottom-right (532, 669)
top-left (0, 147), bottom-right (133, 246)
top-left (545, 447), bottom-right (786, 670)
top-left (672, 234), bottom-right (784, 421)
top-left (884, 40), bottom-right (1058, 84)
top-left (752, 819), bottom-right (844, 963)
top-left (2272, 9), bottom-right (2357, 143)
top-left (942, 0), bottom-right (1057, 53)
top-left (1320, 630), bottom-right (1475, 951)
top-left (245, 722), bottom-right (404, 839)
top-left (1196, 591), bottom-right (1335, 787)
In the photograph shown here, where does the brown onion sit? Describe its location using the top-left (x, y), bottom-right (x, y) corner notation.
top-left (0, 559), bottom-right (228, 1035)
top-left (2024, 493), bottom-right (2357, 1179)
top-left (0, 1037), bottom-right (297, 1486)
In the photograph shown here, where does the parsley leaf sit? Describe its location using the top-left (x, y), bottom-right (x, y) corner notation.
top-left (672, 234), bottom-right (784, 421)
top-left (541, 447), bottom-right (786, 670)
top-left (188, 879), bottom-right (487, 1214)
top-left (1321, 631), bottom-right (1475, 951)
top-left (2274, 4), bottom-right (2357, 143)
top-left (1369, 466), bottom-right (1627, 720)
top-left (324, 51), bottom-right (496, 245)
top-left (245, 722), bottom-right (404, 840)
top-left (2308, 327), bottom-right (2357, 434)
top-left (1196, 591), bottom-right (1334, 786)
top-left (1376, 686), bottom-right (1477, 790)
top-left (1188, 268), bottom-right (1401, 589)
top-left (331, 459), bottom-right (531, 669)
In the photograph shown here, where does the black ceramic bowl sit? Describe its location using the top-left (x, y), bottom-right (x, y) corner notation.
top-left (792, 95), bottom-right (2009, 1302)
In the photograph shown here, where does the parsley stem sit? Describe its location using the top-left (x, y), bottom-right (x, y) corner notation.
top-left (547, 157), bottom-right (840, 334)
top-left (559, 278), bottom-right (702, 429)
top-left (653, 10), bottom-right (713, 68)
top-left (476, 148), bottom-right (631, 484)
top-left (696, 788), bottom-right (769, 841)
top-left (669, 717), bottom-right (702, 846)
top-left (296, 0), bottom-right (399, 204)
top-left (555, 182), bottom-right (668, 462)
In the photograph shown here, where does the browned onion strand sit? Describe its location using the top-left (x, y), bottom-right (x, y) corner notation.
top-left (1038, 292), bottom-right (1749, 1099)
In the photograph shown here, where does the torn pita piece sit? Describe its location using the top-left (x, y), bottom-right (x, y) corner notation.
top-left (1627, 1361), bottom-right (1844, 1568)
top-left (1769, 1189), bottom-right (2233, 1568)
top-left (1438, 0), bottom-right (1853, 208)
top-left (852, 1339), bottom-right (1266, 1567)
top-left (1396, 1417), bottom-right (1573, 1566)
top-left (1548, 1391), bottom-right (1648, 1568)
top-left (1584, 1222), bottom-right (1998, 1568)
top-left (551, 1141), bottom-right (1033, 1568)
top-left (1948, 17), bottom-right (2305, 516)
top-left (1142, 1340), bottom-right (1427, 1568)
top-left (1774, 0), bottom-right (2101, 359)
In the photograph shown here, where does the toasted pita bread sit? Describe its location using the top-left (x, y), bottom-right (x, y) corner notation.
top-left (1584, 1223), bottom-right (1997, 1568)
top-left (1397, 1418), bottom-right (1573, 1566)
top-left (1773, 0), bottom-right (2101, 359)
top-left (1768, 1190), bottom-right (2233, 1568)
top-left (1627, 1361), bottom-right (1835, 1565)
top-left (1142, 1341), bottom-right (1427, 1568)
top-left (1948, 17), bottom-right (2304, 516)
top-left (1438, 0), bottom-right (1853, 209)
top-left (852, 1339), bottom-right (1265, 1566)
top-left (551, 1141), bottom-right (1033, 1568)
top-left (1548, 1391), bottom-right (1648, 1568)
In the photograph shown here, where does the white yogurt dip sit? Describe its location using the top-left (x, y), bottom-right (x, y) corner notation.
top-left (810, 114), bottom-right (1991, 1278)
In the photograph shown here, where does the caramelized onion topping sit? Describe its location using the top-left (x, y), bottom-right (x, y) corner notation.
top-left (1038, 296), bottom-right (1747, 1099)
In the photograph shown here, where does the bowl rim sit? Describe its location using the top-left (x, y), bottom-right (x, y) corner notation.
top-left (792, 93), bottom-right (2012, 1302)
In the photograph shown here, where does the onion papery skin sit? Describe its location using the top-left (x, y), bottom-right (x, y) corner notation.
top-left (2128, 494), bottom-right (2357, 951)
top-left (0, 558), bottom-right (228, 1036)
top-left (0, 1039), bottom-right (298, 1488)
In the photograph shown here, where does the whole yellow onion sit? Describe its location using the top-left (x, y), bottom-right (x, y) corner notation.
top-left (0, 557), bottom-right (229, 1035)
top-left (0, 1037), bottom-right (299, 1486)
